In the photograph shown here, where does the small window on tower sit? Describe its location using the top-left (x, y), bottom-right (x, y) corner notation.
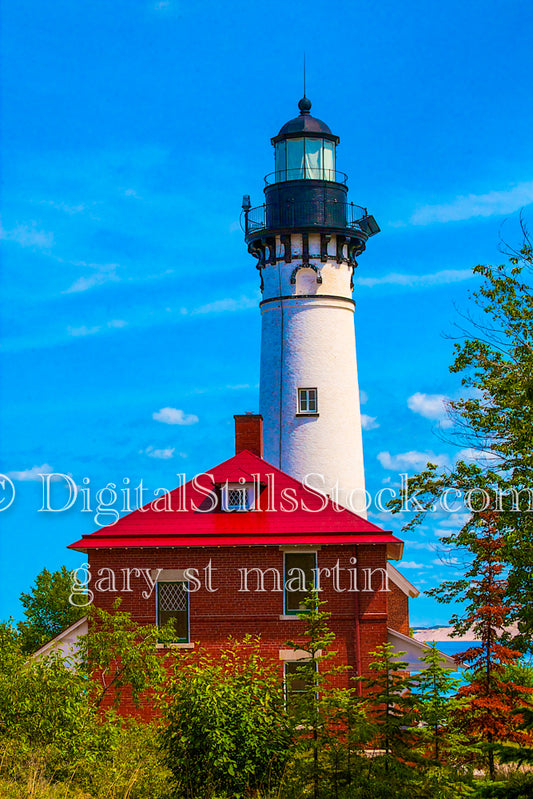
top-left (297, 387), bottom-right (318, 415)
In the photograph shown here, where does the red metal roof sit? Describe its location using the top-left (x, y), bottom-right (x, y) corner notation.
top-left (68, 450), bottom-right (403, 558)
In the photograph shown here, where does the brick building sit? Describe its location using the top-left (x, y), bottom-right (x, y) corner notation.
top-left (67, 416), bottom-right (448, 714)
top-left (64, 98), bottom-right (454, 712)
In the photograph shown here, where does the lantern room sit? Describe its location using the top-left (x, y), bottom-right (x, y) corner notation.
top-left (271, 96), bottom-right (340, 183)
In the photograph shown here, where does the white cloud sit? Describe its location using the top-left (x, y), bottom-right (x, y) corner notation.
top-left (7, 464), bottom-right (58, 481)
top-left (436, 513), bottom-right (471, 529)
top-left (0, 223), bottom-right (54, 250)
top-left (67, 324), bottom-right (102, 337)
top-left (398, 561), bottom-right (426, 569)
top-left (143, 446), bottom-right (175, 460)
top-left (152, 407), bottom-right (199, 425)
top-left (358, 269), bottom-right (473, 289)
top-left (66, 319), bottom-right (128, 337)
top-left (377, 450), bottom-right (450, 471)
top-left (359, 390), bottom-right (368, 405)
top-left (192, 295), bottom-right (257, 315)
top-left (405, 542), bottom-right (437, 551)
top-left (64, 264), bottom-right (119, 294)
top-left (361, 414), bottom-right (379, 431)
top-left (432, 556), bottom-right (460, 566)
top-left (407, 392), bottom-right (452, 429)
top-left (456, 447), bottom-right (500, 465)
top-left (409, 180), bottom-right (533, 226)
top-left (41, 200), bottom-right (88, 215)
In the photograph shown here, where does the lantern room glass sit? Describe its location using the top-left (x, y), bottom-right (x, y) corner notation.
top-left (274, 137), bottom-right (336, 182)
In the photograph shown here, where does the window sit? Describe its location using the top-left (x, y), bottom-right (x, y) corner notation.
top-left (304, 138), bottom-right (321, 179)
top-left (284, 551), bottom-right (317, 614)
top-left (323, 141), bottom-right (335, 181)
top-left (286, 138), bottom-right (305, 179)
top-left (276, 138), bottom-right (337, 182)
top-left (297, 387), bottom-right (318, 415)
top-left (226, 488), bottom-right (247, 510)
top-left (157, 581), bottom-right (189, 643)
top-left (222, 484), bottom-right (253, 511)
top-left (284, 660), bottom-right (318, 720)
top-left (275, 139), bottom-right (286, 181)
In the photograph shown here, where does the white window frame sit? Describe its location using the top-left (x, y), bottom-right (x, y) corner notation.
top-left (297, 387), bottom-right (318, 415)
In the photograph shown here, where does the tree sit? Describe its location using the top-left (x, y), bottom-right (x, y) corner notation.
top-left (388, 226), bottom-right (533, 646)
top-left (439, 511), bottom-right (533, 779)
top-left (285, 593), bottom-right (371, 799)
top-left (412, 643), bottom-right (464, 765)
top-left (17, 565), bottom-right (85, 653)
top-left (78, 599), bottom-right (175, 709)
top-left (0, 612), bottom-right (173, 797)
top-left (360, 643), bottom-right (416, 774)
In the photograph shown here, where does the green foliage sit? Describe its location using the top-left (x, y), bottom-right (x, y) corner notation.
top-left (161, 635), bottom-right (293, 799)
top-left (285, 593), bottom-right (372, 799)
top-left (475, 773), bottom-right (533, 798)
top-left (386, 229), bottom-right (533, 646)
top-left (0, 608), bottom-right (172, 798)
top-left (409, 766), bottom-right (476, 798)
top-left (360, 643), bottom-right (416, 769)
top-left (412, 643), bottom-right (470, 766)
top-left (0, 621), bottom-right (89, 762)
top-left (17, 566), bottom-right (85, 654)
top-left (502, 660), bottom-right (533, 689)
top-left (78, 599), bottom-right (175, 708)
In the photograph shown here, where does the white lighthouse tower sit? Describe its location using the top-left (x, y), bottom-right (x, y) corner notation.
top-left (243, 97), bottom-right (379, 514)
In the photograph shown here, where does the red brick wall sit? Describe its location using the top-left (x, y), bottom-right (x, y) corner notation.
top-left (88, 543), bottom-right (391, 716)
top-left (388, 581), bottom-right (410, 637)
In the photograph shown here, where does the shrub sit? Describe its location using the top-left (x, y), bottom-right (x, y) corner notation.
top-left (161, 636), bottom-right (293, 799)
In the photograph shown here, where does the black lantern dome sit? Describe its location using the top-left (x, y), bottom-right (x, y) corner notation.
top-left (273, 97), bottom-right (339, 143)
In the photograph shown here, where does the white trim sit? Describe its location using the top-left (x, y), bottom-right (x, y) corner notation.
top-left (387, 627), bottom-right (456, 670)
top-left (387, 563), bottom-right (420, 598)
top-left (31, 616), bottom-right (88, 661)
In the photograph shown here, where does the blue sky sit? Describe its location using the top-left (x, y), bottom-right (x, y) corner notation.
top-left (1, 0), bottom-right (532, 625)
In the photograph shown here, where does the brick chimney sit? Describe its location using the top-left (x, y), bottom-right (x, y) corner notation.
top-left (234, 413), bottom-right (263, 457)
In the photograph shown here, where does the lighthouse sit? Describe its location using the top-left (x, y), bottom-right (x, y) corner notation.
top-left (243, 96), bottom-right (379, 514)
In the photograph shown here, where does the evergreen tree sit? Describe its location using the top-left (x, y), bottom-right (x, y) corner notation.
top-left (413, 643), bottom-right (464, 765)
top-left (285, 593), bottom-right (371, 799)
top-left (433, 511), bottom-right (533, 779)
top-left (360, 643), bottom-right (416, 772)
